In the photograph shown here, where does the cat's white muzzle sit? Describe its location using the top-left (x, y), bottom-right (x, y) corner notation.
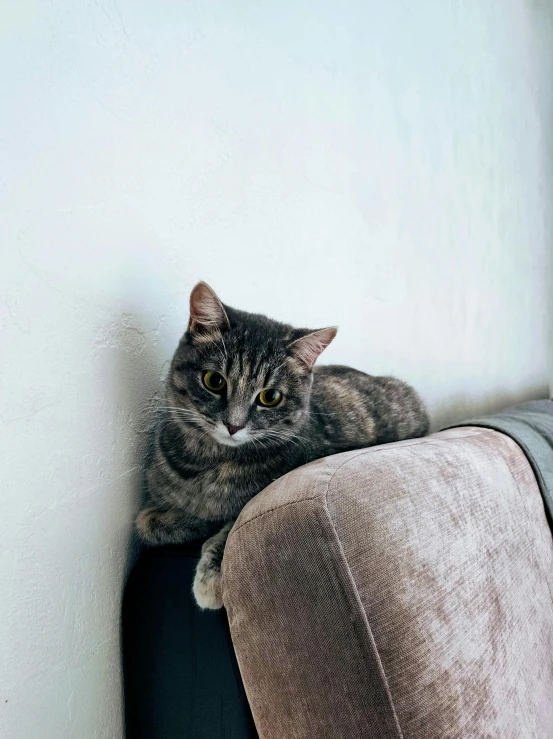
top-left (211, 423), bottom-right (251, 447)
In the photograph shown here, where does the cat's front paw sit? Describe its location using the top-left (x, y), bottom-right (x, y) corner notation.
top-left (135, 506), bottom-right (180, 545)
top-left (193, 559), bottom-right (223, 610)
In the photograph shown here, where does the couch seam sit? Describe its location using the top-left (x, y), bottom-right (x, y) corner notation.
top-left (229, 493), bottom-right (324, 537)
top-left (322, 457), bottom-right (405, 739)
top-left (227, 474), bottom-right (406, 737)
top-left (228, 439), bottom-right (427, 541)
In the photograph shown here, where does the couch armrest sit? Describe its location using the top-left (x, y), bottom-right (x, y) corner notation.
top-left (222, 428), bottom-right (553, 739)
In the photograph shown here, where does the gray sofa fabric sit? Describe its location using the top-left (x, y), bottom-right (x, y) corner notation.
top-left (222, 428), bottom-right (553, 739)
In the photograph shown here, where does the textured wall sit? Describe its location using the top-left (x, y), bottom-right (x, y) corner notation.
top-left (1, 2), bottom-right (552, 737)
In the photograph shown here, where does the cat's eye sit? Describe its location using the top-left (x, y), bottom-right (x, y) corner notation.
top-left (203, 371), bottom-right (226, 393)
top-left (257, 389), bottom-right (282, 407)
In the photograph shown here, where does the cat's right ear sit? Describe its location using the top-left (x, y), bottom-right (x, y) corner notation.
top-left (288, 326), bottom-right (337, 369)
top-left (188, 282), bottom-right (230, 333)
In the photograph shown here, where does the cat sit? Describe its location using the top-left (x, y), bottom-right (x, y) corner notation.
top-left (136, 282), bottom-right (430, 609)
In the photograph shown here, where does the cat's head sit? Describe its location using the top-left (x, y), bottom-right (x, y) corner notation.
top-left (167, 282), bottom-right (337, 447)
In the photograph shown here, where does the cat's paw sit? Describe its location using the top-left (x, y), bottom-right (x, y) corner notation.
top-left (135, 507), bottom-right (179, 545)
top-left (193, 561), bottom-right (224, 610)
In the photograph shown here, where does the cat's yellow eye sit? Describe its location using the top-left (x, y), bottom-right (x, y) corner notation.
top-left (203, 371), bottom-right (226, 393)
top-left (257, 389), bottom-right (282, 407)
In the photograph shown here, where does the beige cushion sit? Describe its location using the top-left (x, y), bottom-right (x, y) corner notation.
top-left (222, 428), bottom-right (553, 739)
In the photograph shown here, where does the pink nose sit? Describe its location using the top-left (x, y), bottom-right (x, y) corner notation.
top-left (226, 424), bottom-right (244, 436)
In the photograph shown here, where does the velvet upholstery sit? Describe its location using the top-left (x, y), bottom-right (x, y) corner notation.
top-left (222, 428), bottom-right (553, 739)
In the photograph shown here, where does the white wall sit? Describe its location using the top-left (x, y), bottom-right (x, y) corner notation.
top-left (1, 2), bottom-right (552, 737)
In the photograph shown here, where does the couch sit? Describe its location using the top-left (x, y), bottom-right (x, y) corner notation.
top-left (124, 424), bottom-right (553, 738)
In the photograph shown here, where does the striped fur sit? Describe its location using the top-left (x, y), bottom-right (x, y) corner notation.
top-left (136, 283), bottom-right (429, 609)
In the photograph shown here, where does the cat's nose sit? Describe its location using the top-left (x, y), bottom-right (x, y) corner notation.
top-left (226, 424), bottom-right (244, 436)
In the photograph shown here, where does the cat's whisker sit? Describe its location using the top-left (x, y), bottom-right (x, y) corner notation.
top-left (261, 428), bottom-right (312, 443)
top-left (246, 436), bottom-right (264, 452)
top-left (255, 429), bottom-right (311, 452)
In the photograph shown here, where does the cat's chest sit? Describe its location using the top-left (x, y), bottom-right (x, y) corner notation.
top-left (196, 459), bottom-right (268, 492)
top-left (180, 460), bottom-right (263, 519)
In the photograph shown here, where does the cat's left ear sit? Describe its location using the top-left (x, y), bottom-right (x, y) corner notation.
top-left (188, 282), bottom-right (230, 333)
top-left (288, 327), bottom-right (337, 369)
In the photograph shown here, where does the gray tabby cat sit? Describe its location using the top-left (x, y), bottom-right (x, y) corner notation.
top-left (136, 282), bottom-right (429, 609)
